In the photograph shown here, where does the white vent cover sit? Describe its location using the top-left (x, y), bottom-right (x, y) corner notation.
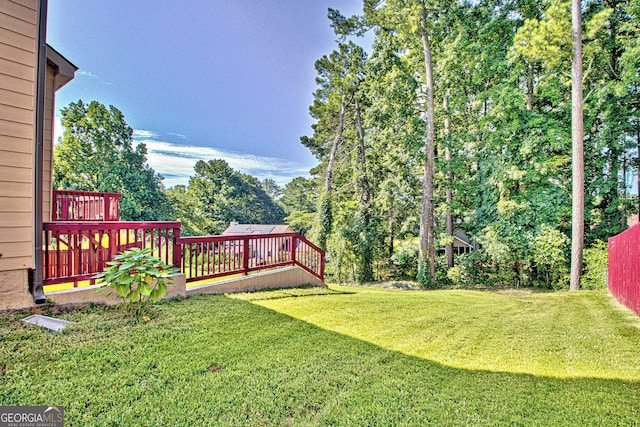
top-left (22, 314), bottom-right (73, 332)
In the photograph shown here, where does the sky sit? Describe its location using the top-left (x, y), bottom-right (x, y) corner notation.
top-left (47, 1), bottom-right (368, 188)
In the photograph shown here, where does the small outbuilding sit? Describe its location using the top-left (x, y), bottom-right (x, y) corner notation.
top-left (221, 222), bottom-right (295, 266)
top-left (222, 222), bottom-right (293, 236)
top-left (437, 231), bottom-right (480, 256)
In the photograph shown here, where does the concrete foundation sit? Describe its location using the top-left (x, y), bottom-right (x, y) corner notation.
top-left (187, 266), bottom-right (326, 296)
top-left (46, 273), bottom-right (187, 306)
top-left (0, 269), bottom-right (34, 311)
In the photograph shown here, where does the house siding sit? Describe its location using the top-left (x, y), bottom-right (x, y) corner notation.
top-left (0, 0), bottom-right (37, 276)
top-left (0, 0), bottom-right (37, 311)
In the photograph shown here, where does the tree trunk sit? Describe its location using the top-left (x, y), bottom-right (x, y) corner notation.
top-left (526, 62), bottom-right (534, 111)
top-left (355, 96), bottom-right (374, 282)
top-left (319, 95), bottom-right (347, 251)
top-left (389, 216), bottom-right (395, 259)
top-left (419, 8), bottom-right (436, 277)
top-left (570, 0), bottom-right (584, 291)
top-left (444, 92), bottom-right (454, 268)
top-left (355, 97), bottom-right (371, 203)
top-left (325, 96), bottom-right (346, 193)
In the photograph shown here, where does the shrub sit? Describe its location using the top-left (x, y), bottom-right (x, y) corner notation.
top-left (417, 256), bottom-right (453, 289)
top-left (390, 245), bottom-right (418, 280)
top-left (95, 247), bottom-right (179, 314)
top-left (453, 250), bottom-right (519, 289)
top-left (447, 266), bottom-right (462, 285)
top-left (581, 240), bottom-right (608, 290)
top-left (530, 225), bottom-right (570, 289)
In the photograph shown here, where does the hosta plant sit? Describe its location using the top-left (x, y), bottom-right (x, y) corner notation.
top-left (95, 248), bottom-right (179, 309)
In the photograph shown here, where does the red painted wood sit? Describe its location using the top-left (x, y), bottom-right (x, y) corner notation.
top-left (176, 232), bottom-right (325, 282)
top-left (43, 224), bottom-right (325, 288)
top-left (43, 221), bottom-right (181, 286)
top-left (53, 190), bottom-right (122, 221)
top-left (608, 224), bottom-right (640, 316)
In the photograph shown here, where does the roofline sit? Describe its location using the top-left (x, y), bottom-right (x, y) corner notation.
top-left (46, 44), bottom-right (77, 89)
top-left (453, 236), bottom-right (473, 247)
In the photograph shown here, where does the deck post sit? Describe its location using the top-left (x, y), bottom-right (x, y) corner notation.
top-left (172, 226), bottom-right (181, 268)
top-left (242, 237), bottom-right (249, 276)
top-left (290, 235), bottom-right (297, 266)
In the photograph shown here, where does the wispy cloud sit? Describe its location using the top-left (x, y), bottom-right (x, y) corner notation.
top-left (135, 137), bottom-right (311, 188)
top-left (132, 129), bottom-right (159, 139)
top-left (76, 70), bottom-right (112, 85)
top-left (168, 132), bottom-right (187, 139)
top-left (76, 70), bottom-right (99, 79)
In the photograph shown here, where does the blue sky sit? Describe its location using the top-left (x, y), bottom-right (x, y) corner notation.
top-left (47, 1), bottom-right (367, 188)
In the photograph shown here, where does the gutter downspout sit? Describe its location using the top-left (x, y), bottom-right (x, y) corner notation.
top-left (31, 0), bottom-right (48, 304)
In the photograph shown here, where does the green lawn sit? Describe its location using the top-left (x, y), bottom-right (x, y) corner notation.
top-left (1, 286), bottom-right (639, 426)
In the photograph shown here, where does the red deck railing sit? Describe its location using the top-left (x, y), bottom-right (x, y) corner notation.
top-left (608, 224), bottom-right (640, 316)
top-left (177, 232), bottom-right (325, 282)
top-left (43, 221), bottom-right (181, 286)
top-left (53, 190), bottom-right (121, 221)
top-left (43, 223), bottom-right (325, 288)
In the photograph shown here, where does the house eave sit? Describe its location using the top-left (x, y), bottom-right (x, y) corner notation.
top-left (46, 44), bottom-right (78, 90)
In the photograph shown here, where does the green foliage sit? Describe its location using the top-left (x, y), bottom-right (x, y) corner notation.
top-left (284, 210), bottom-right (316, 236)
top-left (95, 248), bottom-right (178, 313)
top-left (581, 240), bottom-right (609, 290)
top-left (390, 241), bottom-right (418, 280)
top-left (280, 177), bottom-right (317, 214)
top-left (54, 100), bottom-right (172, 221)
top-left (530, 225), bottom-right (570, 289)
top-left (417, 256), bottom-right (453, 289)
top-left (343, 204), bottom-right (379, 283)
top-left (280, 177), bottom-right (317, 236)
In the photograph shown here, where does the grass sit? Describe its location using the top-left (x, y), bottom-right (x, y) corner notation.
top-left (1, 286), bottom-right (639, 426)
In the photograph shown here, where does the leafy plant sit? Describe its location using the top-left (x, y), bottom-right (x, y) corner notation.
top-left (95, 248), bottom-right (179, 310)
top-left (581, 240), bottom-right (608, 290)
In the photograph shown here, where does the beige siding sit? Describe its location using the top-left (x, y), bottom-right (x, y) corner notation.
top-left (0, 227), bottom-right (31, 243)
top-left (0, 0), bottom-right (37, 272)
top-left (0, 181), bottom-right (30, 197)
top-left (0, 26), bottom-right (35, 52)
top-left (0, 126), bottom-right (33, 144)
top-left (0, 56), bottom-right (34, 82)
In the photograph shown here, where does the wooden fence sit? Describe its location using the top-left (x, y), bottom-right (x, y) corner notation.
top-left (53, 189), bottom-right (121, 221)
top-left (43, 224), bottom-right (324, 288)
top-left (177, 232), bottom-right (324, 282)
top-left (608, 224), bottom-right (640, 316)
top-left (43, 221), bottom-right (181, 286)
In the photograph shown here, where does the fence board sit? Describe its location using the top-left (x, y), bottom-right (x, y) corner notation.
top-left (608, 224), bottom-right (640, 316)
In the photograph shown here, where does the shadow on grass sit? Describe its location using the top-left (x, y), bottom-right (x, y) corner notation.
top-left (1, 293), bottom-right (638, 426)
top-left (227, 284), bottom-right (355, 302)
top-left (230, 297), bottom-right (640, 425)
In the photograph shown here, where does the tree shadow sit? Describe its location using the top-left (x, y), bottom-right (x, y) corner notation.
top-left (227, 285), bottom-right (355, 302)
